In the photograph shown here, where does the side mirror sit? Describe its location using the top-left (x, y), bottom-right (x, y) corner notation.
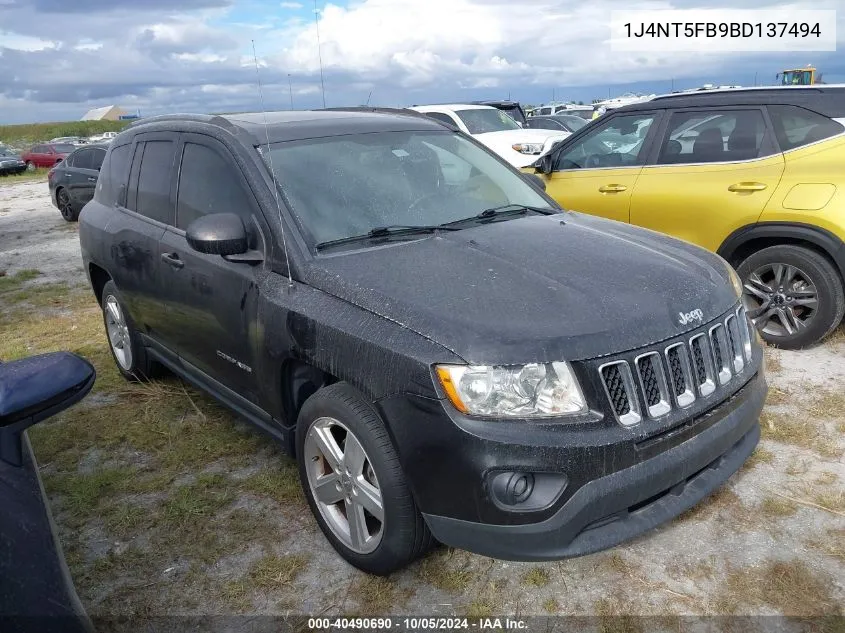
top-left (535, 152), bottom-right (555, 175)
top-left (0, 352), bottom-right (95, 466)
top-left (523, 172), bottom-right (547, 191)
top-left (186, 213), bottom-right (249, 256)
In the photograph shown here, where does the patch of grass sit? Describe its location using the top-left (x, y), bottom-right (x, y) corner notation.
top-left (248, 553), bottom-right (310, 589)
top-left (355, 576), bottom-right (407, 614)
top-left (764, 350), bottom-right (783, 373)
top-left (594, 598), bottom-right (645, 633)
top-left (807, 529), bottom-right (845, 562)
top-left (810, 488), bottom-right (844, 514)
top-left (808, 388), bottom-right (845, 420)
top-left (759, 496), bottom-right (798, 518)
top-left (714, 560), bottom-right (842, 617)
top-left (825, 326), bottom-right (845, 346)
top-left (221, 580), bottom-right (252, 612)
top-left (760, 411), bottom-right (840, 458)
top-left (521, 566), bottom-right (550, 587)
top-left (43, 467), bottom-right (137, 520)
top-left (815, 472), bottom-right (838, 486)
top-left (417, 551), bottom-right (474, 593)
top-left (0, 268), bottom-right (40, 291)
top-left (676, 486), bottom-right (752, 525)
top-left (740, 446), bottom-right (775, 471)
top-left (0, 120), bottom-right (128, 146)
top-left (239, 461), bottom-right (304, 506)
top-left (765, 387), bottom-right (790, 406)
top-left (542, 598), bottom-right (560, 614)
top-left (464, 582), bottom-right (499, 619)
top-left (102, 503), bottom-right (156, 539)
top-left (162, 474), bottom-right (235, 528)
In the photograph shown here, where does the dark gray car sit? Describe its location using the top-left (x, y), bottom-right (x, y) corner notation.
top-left (0, 144), bottom-right (27, 176)
top-left (48, 144), bottom-right (108, 221)
top-left (78, 110), bottom-right (766, 575)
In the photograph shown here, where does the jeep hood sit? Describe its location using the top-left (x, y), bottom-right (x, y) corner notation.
top-left (305, 213), bottom-right (740, 364)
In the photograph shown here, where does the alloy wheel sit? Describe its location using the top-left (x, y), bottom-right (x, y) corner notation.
top-left (742, 263), bottom-right (819, 338)
top-left (304, 417), bottom-right (385, 554)
top-left (104, 295), bottom-right (133, 370)
top-left (57, 189), bottom-right (74, 220)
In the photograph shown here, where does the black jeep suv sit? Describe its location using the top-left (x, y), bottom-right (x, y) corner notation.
top-left (78, 110), bottom-right (767, 574)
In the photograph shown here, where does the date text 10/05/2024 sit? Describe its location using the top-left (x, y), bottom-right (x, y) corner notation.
top-left (307, 618), bottom-right (529, 630)
top-left (623, 22), bottom-right (822, 38)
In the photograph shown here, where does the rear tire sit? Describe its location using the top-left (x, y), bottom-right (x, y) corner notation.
top-left (56, 188), bottom-right (78, 222)
top-left (100, 281), bottom-right (159, 381)
top-left (737, 245), bottom-right (844, 349)
top-left (296, 383), bottom-right (433, 575)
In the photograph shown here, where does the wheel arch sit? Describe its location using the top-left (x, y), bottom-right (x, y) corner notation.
top-left (88, 263), bottom-right (112, 306)
top-left (279, 359), bottom-right (338, 455)
top-left (718, 222), bottom-right (845, 282)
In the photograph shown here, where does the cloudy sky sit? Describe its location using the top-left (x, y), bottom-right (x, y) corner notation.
top-left (0, 0), bottom-right (843, 123)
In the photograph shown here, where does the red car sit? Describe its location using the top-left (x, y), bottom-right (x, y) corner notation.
top-left (20, 143), bottom-right (76, 170)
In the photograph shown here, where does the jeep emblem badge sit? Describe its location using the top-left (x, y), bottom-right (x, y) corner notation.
top-left (678, 308), bottom-right (704, 326)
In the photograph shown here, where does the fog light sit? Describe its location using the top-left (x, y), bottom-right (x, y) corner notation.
top-left (492, 471), bottom-right (535, 506)
top-left (488, 470), bottom-right (568, 511)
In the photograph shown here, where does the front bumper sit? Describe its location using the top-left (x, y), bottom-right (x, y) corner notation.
top-left (419, 371), bottom-right (765, 561)
top-left (0, 164), bottom-right (26, 175)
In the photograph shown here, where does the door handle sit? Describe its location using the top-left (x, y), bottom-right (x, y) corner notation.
top-left (160, 252), bottom-right (184, 269)
top-left (728, 182), bottom-right (767, 192)
top-left (87, 177), bottom-right (97, 182)
top-left (598, 184), bottom-right (627, 193)
top-left (64, 173), bottom-right (72, 178)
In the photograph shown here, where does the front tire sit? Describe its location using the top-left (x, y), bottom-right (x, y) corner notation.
top-left (738, 245), bottom-right (844, 349)
top-left (100, 281), bottom-right (158, 381)
top-left (296, 383), bottom-right (433, 575)
top-left (25, 161), bottom-right (34, 172)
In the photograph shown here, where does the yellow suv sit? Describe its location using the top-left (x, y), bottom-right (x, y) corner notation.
top-left (531, 86), bottom-right (845, 349)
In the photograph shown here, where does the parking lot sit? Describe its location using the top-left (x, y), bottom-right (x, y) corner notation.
top-left (1, 177), bottom-right (843, 623)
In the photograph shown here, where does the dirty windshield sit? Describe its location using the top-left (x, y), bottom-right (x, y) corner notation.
top-left (455, 108), bottom-right (521, 134)
top-left (263, 130), bottom-right (553, 246)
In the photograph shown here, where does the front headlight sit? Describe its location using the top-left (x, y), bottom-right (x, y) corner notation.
top-left (728, 267), bottom-right (743, 297)
top-left (435, 362), bottom-right (587, 418)
top-left (512, 143), bottom-right (544, 155)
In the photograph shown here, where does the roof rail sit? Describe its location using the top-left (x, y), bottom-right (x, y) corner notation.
top-left (316, 106), bottom-right (457, 128)
top-left (651, 84), bottom-right (839, 100)
top-left (128, 113), bottom-right (230, 127)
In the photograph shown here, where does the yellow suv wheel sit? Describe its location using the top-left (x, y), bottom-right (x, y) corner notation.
top-left (737, 245), bottom-right (845, 349)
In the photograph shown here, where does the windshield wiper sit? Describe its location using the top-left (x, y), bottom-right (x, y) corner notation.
top-left (315, 225), bottom-right (461, 251)
top-left (440, 204), bottom-right (557, 227)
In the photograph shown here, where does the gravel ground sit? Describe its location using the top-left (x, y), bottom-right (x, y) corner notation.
top-left (1, 178), bottom-right (843, 627)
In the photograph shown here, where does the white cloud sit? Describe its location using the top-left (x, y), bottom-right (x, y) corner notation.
top-left (0, 30), bottom-right (56, 51)
top-left (271, 0), bottom-right (845, 90)
top-left (74, 39), bottom-right (103, 51)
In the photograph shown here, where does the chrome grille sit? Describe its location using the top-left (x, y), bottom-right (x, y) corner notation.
top-left (599, 361), bottom-right (641, 427)
top-left (598, 306), bottom-right (754, 426)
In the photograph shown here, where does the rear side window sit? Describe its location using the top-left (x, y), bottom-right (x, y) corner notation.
top-left (176, 142), bottom-right (254, 231)
top-left (90, 149), bottom-right (106, 170)
top-left (94, 143), bottom-right (131, 206)
top-left (657, 110), bottom-right (767, 164)
top-left (71, 149), bottom-right (91, 169)
top-left (135, 141), bottom-right (174, 224)
top-left (425, 112), bottom-right (458, 127)
top-left (768, 105), bottom-right (844, 151)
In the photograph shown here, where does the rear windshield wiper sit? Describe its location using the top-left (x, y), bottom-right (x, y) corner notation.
top-left (440, 204), bottom-right (557, 227)
top-left (315, 225), bottom-right (461, 251)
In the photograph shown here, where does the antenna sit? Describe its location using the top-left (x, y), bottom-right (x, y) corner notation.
top-left (313, 0), bottom-right (327, 108)
top-left (251, 40), bottom-right (293, 289)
